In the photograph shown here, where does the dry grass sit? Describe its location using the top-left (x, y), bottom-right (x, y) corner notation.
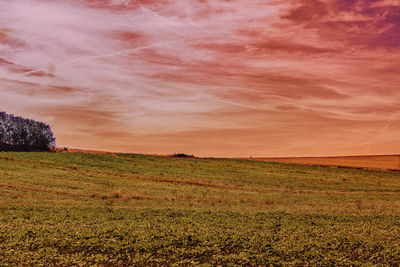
top-left (1, 152), bottom-right (400, 215)
top-left (248, 154), bottom-right (400, 171)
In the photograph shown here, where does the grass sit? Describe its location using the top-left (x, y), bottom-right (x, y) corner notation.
top-left (1, 152), bottom-right (400, 265)
top-left (251, 154), bottom-right (400, 171)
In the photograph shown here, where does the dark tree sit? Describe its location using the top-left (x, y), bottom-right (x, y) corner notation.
top-left (172, 153), bottom-right (195, 158)
top-left (0, 111), bottom-right (56, 151)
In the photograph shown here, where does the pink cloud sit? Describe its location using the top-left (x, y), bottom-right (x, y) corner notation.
top-left (0, 0), bottom-right (399, 156)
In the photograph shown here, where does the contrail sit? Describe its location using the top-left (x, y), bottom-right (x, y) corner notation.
top-left (20, 4), bottom-right (210, 77)
top-left (21, 40), bottom-right (180, 76)
top-left (64, 41), bottom-right (176, 64)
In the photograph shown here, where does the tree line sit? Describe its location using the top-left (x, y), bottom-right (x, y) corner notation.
top-left (0, 111), bottom-right (56, 151)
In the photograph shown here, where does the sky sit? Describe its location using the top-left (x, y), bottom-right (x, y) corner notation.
top-left (0, 0), bottom-right (399, 157)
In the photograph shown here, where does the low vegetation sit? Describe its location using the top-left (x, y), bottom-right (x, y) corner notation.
top-left (252, 155), bottom-right (400, 171)
top-left (1, 152), bottom-right (400, 265)
top-left (171, 153), bottom-right (196, 158)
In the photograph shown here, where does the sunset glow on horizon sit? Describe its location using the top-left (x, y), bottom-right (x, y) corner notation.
top-left (1, 0), bottom-right (400, 157)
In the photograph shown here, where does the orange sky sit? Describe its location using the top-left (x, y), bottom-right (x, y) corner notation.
top-left (1, 0), bottom-right (400, 157)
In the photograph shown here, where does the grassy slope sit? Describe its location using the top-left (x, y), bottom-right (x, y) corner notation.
top-left (1, 152), bottom-right (400, 265)
top-left (249, 155), bottom-right (400, 171)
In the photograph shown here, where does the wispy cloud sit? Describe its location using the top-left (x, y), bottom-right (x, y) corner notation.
top-left (0, 0), bottom-right (399, 156)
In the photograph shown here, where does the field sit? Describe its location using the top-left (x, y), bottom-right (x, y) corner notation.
top-left (1, 152), bottom-right (400, 265)
top-left (248, 155), bottom-right (400, 171)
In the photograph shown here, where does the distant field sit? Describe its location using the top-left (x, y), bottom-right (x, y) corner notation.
top-left (248, 155), bottom-right (400, 171)
top-left (1, 152), bottom-right (400, 265)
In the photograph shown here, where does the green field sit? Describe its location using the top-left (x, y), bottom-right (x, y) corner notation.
top-left (1, 152), bottom-right (400, 265)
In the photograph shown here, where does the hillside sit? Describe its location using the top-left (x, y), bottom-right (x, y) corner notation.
top-left (247, 154), bottom-right (400, 171)
top-left (1, 152), bottom-right (400, 265)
